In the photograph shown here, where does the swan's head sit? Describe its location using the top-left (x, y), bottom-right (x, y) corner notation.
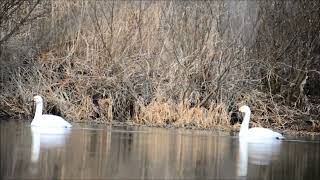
top-left (33, 95), bottom-right (43, 104)
top-left (239, 105), bottom-right (251, 114)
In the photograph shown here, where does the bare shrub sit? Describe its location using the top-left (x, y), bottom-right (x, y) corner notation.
top-left (0, 0), bottom-right (319, 132)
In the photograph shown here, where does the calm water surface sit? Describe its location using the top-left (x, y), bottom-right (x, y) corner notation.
top-left (0, 121), bottom-right (320, 180)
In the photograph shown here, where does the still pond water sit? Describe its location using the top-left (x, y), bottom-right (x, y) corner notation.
top-left (0, 121), bottom-right (320, 180)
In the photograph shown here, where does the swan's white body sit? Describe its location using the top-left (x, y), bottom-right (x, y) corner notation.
top-left (31, 95), bottom-right (72, 128)
top-left (239, 105), bottom-right (284, 140)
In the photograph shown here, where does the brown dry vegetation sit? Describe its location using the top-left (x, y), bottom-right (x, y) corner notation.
top-left (0, 0), bottom-right (320, 132)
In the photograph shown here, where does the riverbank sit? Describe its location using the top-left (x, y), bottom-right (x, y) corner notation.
top-left (1, 88), bottom-right (319, 134)
top-left (2, 117), bottom-right (320, 137)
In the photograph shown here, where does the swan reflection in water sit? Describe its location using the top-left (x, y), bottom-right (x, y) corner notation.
top-left (31, 127), bottom-right (71, 164)
top-left (237, 138), bottom-right (282, 177)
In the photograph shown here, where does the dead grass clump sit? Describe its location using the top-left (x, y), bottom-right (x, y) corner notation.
top-left (135, 99), bottom-right (231, 129)
top-left (66, 96), bottom-right (97, 123)
top-left (98, 98), bottom-right (113, 122)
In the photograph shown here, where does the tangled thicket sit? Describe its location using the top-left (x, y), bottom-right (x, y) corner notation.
top-left (0, 0), bottom-right (319, 132)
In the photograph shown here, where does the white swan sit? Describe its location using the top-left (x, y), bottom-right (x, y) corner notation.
top-left (239, 105), bottom-right (284, 140)
top-left (31, 95), bottom-right (72, 128)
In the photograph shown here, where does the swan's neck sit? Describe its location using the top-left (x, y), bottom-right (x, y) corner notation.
top-left (34, 102), bottom-right (43, 119)
top-left (239, 110), bottom-right (251, 136)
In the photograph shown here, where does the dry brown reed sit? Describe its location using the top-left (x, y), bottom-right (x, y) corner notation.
top-left (135, 99), bottom-right (230, 129)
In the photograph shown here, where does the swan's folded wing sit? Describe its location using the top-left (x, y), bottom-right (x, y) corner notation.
top-left (246, 127), bottom-right (283, 140)
top-left (39, 115), bottom-right (72, 128)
